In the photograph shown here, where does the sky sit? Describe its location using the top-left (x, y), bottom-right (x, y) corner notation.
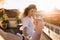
top-left (1, 0), bottom-right (60, 12)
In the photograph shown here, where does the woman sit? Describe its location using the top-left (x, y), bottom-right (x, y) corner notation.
top-left (22, 4), bottom-right (43, 40)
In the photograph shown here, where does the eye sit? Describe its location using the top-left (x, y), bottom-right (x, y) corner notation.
top-left (30, 9), bottom-right (37, 13)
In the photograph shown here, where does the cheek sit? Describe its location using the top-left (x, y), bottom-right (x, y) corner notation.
top-left (31, 13), bottom-right (34, 16)
top-left (31, 11), bottom-right (35, 15)
top-left (29, 12), bottom-right (33, 16)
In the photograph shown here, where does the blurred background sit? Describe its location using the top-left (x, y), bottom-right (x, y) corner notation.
top-left (0, 0), bottom-right (60, 40)
top-left (1, 0), bottom-right (60, 26)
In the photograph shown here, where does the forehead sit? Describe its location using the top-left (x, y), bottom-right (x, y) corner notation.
top-left (29, 9), bottom-right (37, 11)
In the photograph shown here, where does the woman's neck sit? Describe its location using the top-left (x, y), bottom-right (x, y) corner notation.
top-left (28, 15), bottom-right (35, 19)
top-left (28, 15), bottom-right (31, 18)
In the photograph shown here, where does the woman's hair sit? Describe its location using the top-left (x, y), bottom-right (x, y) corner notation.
top-left (22, 4), bottom-right (37, 18)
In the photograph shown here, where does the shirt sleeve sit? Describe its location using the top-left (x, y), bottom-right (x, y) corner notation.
top-left (22, 19), bottom-right (29, 28)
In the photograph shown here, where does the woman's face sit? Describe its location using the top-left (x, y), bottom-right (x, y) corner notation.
top-left (28, 9), bottom-right (37, 17)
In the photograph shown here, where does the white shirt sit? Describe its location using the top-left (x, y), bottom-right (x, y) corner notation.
top-left (22, 16), bottom-right (35, 37)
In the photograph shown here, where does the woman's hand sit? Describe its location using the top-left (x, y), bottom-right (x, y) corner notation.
top-left (34, 18), bottom-right (43, 31)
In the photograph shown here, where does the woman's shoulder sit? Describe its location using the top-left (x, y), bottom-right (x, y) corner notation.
top-left (21, 16), bottom-right (30, 22)
top-left (23, 16), bottom-right (29, 20)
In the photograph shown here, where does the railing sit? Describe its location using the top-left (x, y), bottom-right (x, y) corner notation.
top-left (43, 22), bottom-right (60, 40)
top-left (44, 22), bottom-right (60, 35)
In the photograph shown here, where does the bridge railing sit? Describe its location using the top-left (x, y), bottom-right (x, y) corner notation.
top-left (44, 22), bottom-right (60, 35)
top-left (43, 22), bottom-right (60, 40)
